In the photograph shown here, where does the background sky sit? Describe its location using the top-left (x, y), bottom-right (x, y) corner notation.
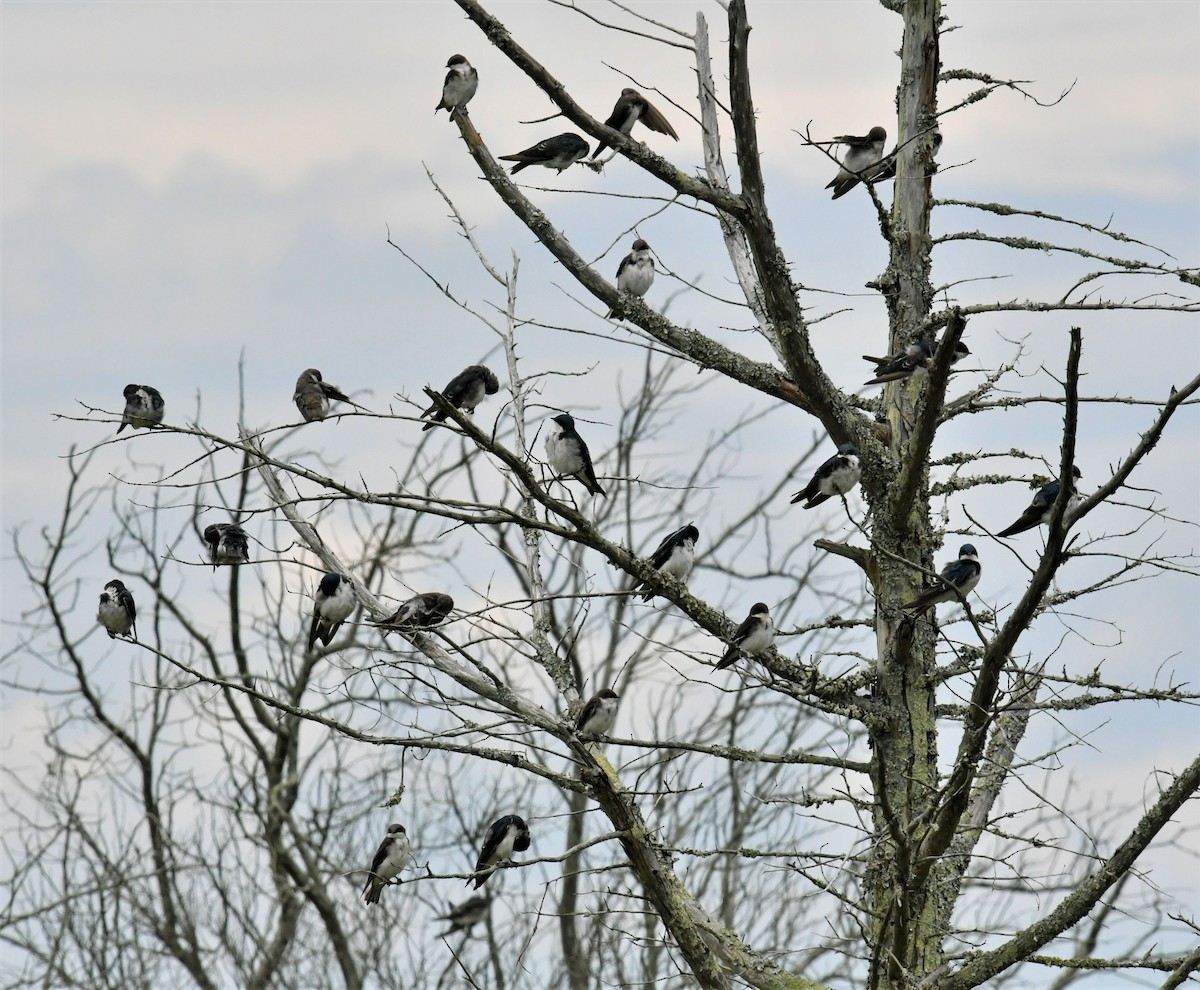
top-left (3, 0), bottom-right (1199, 982)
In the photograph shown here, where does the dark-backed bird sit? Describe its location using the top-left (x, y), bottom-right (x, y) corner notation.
top-left (203, 523), bottom-right (249, 569)
top-left (307, 573), bottom-right (355, 652)
top-left (435, 54), bottom-right (477, 116)
top-left (117, 384), bottom-right (164, 433)
top-left (293, 368), bottom-right (366, 422)
top-left (470, 815), bottom-right (530, 888)
top-left (791, 443), bottom-right (861, 509)
top-left (97, 579), bottom-right (137, 641)
top-left (437, 894), bottom-right (490, 937)
top-left (575, 688), bottom-right (620, 738)
top-left (640, 523), bottom-right (699, 601)
top-left (715, 602), bottom-right (774, 670)
top-left (590, 87), bottom-right (679, 160)
top-left (996, 466), bottom-right (1083, 538)
top-left (362, 823), bottom-right (411, 906)
top-left (374, 592), bottom-right (454, 634)
top-left (902, 544), bottom-right (982, 614)
top-left (826, 126), bottom-right (888, 200)
top-left (605, 239), bottom-right (655, 318)
top-left (421, 365), bottom-right (500, 431)
top-left (544, 412), bottom-right (605, 496)
top-left (500, 133), bottom-right (589, 174)
top-left (863, 339), bottom-right (969, 386)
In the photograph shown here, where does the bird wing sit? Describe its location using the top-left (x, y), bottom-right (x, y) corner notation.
top-left (638, 97), bottom-right (679, 140)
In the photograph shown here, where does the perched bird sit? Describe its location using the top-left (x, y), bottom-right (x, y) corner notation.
top-left (499, 133), bottom-right (590, 174)
top-left (790, 443), bottom-right (861, 509)
top-left (544, 413), bottom-right (605, 496)
top-left (640, 523), bottom-right (700, 602)
top-left (470, 815), bottom-right (531, 889)
top-left (307, 572), bottom-right (355, 652)
top-left (863, 339), bottom-right (970, 386)
top-left (362, 823), bottom-right (411, 906)
top-left (715, 602), bottom-right (774, 670)
top-left (575, 688), bottom-right (620, 738)
top-left (117, 384), bottom-right (165, 433)
top-left (202, 523), bottom-right (249, 569)
top-left (96, 579), bottom-right (137, 641)
top-left (435, 54), bottom-right (477, 116)
top-left (996, 466), bottom-right (1084, 538)
top-left (437, 894), bottom-right (491, 937)
top-left (374, 592), bottom-right (454, 634)
top-left (902, 544), bottom-right (982, 614)
top-left (872, 128), bottom-right (942, 183)
top-left (293, 368), bottom-right (366, 422)
top-left (420, 365), bottom-right (500, 431)
top-left (826, 126), bottom-right (888, 200)
top-left (590, 87), bottom-right (679, 160)
top-left (605, 239), bottom-right (655, 318)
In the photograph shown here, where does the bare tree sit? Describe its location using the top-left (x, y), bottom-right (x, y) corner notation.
top-left (5, 2), bottom-right (1198, 990)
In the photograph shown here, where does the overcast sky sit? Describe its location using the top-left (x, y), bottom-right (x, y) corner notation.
top-left (3, 0), bottom-right (1198, 980)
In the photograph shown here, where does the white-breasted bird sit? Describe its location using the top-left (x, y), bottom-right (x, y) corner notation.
top-left (996, 466), bottom-right (1084, 538)
top-left (373, 592), bottom-right (454, 634)
top-left (826, 126), bottom-right (888, 200)
top-left (469, 815), bottom-right (531, 889)
top-left (499, 133), bottom-right (589, 174)
top-left (435, 54), bottom-right (477, 116)
top-left (605, 239), bottom-right (655, 318)
top-left (590, 88), bottom-right (679, 160)
top-left (544, 412), bottom-right (605, 496)
top-left (202, 523), bottom-right (249, 569)
top-left (575, 688), bottom-right (620, 738)
top-left (420, 365), bottom-right (500, 431)
top-left (436, 894), bottom-right (490, 937)
top-left (715, 602), bottom-right (774, 670)
top-left (293, 368), bottom-right (367, 422)
top-left (307, 572), bottom-right (355, 652)
top-left (639, 523), bottom-right (699, 601)
top-left (863, 339), bottom-right (970, 386)
top-left (790, 444), bottom-right (861, 509)
top-left (902, 544), bottom-right (982, 614)
top-left (362, 823), bottom-right (411, 906)
top-left (117, 384), bottom-right (165, 433)
top-left (96, 579), bottom-right (137, 641)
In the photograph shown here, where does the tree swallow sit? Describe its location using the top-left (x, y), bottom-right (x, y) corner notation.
top-left (435, 54), bottom-right (477, 116)
top-left (826, 126), bottom-right (888, 200)
top-left (605, 239), bottom-right (655, 318)
top-left (790, 443), bottom-right (861, 509)
top-left (715, 602), bottom-right (774, 670)
top-left (499, 133), bottom-right (590, 174)
top-left (420, 365), bottom-right (500, 431)
top-left (373, 592), bottom-right (454, 634)
top-left (307, 572), bottom-right (355, 652)
top-left (863, 339), bottom-right (970, 385)
top-left (293, 368), bottom-right (366, 422)
top-left (575, 688), bottom-right (619, 738)
top-left (590, 88), bottom-right (679, 160)
top-left (640, 523), bottom-right (699, 601)
top-left (96, 579), bottom-right (137, 641)
top-left (117, 384), bottom-right (164, 433)
top-left (996, 466), bottom-right (1084, 538)
top-left (202, 523), bottom-right (249, 569)
top-left (470, 815), bottom-right (531, 888)
top-left (437, 894), bottom-right (490, 937)
top-left (362, 823), bottom-right (411, 906)
top-left (902, 544), bottom-right (982, 614)
top-left (544, 412), bottom-right (605, 496)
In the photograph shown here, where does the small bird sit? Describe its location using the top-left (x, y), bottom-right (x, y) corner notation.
top-left (863, 339), bottom-right (970, 386)
top-left (544, 412), bottom-right (605, 496)
top-left (374, 592), bottom-right (454, 634)
top-left (590, 87), bottom-right (679, 160)
top-left (117, 384), bottom-right (165, 433)
top-left (307, 573), bottom-right (355, 652)
top-left (293, 368), bottom-right (366, 422)
top-left (362, 823), bottom-right (411, 906)
top-left (605, 239), bottom-right (655, 318)
top-left (715, 602), bottom-right (774, 670)
top-left (640, 523), bottom-right (699, 602)
top-left (872, 128), bottom-right (942, 183)
top-left (420, 365), bottom-right (500, 431)
top-left (470, 815), bottom-right (531, 889)
top-left (96, 579), bottom-right (137, 640)
top-left (437, 894), bottom-right (491, 937)
top-left (995, 466), bottom-right (1084, 538)
top-left (826, 126), bottom-right (888, 200)
top-left (575, 688), bottom-right (620, 738)
top-left (902, 544), bottom-right (982, 614)
top-left (790, 443), bottom-right (861, 509)
top-left (202, 523), bottom-right (249, 569)
top-left (435, 54), bottom-right (477, 116)
top-left (499, 133), bottom-right (590, 174)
